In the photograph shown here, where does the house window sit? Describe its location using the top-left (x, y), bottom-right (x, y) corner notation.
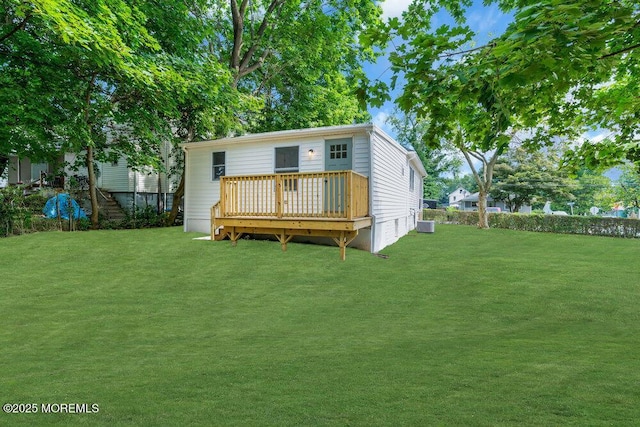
top-left (212, 152), bottom-right (225, 180)
top-left (409, 168), bottom-right (415, 191)
top-left (275, 146), bottom-right (299, 191)
top-left (329, 143), bottom-right (348, 159)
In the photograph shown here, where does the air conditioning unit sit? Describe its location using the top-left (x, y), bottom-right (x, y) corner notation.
top-left (416, 220), bottom-right (435, 233)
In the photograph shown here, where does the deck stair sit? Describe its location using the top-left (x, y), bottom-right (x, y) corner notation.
top-left (97, 189), bottom-right (126, 221)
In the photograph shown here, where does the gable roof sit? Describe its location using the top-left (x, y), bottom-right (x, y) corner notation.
top-left (459, 192), bottom-right (495, 202)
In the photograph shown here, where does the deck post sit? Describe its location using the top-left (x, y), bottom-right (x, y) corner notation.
top-left (219, 178), bottom-right (226, 217)
top-left (210, 202), bottom-right (222, 241)
top-left (346, 171), bottom-right (353, 220)
top-left (229, 227), bottom-right (243, 247)
top-left (274, 230), bottom-right (293, 252)
top-left (275, 174), bottom-right (283, 218)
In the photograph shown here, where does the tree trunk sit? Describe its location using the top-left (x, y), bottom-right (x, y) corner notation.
top-left (477, 189), bottom-right (489, 229)
top-left (167, 168), bottom-right (184, 225)
top-left (82, 73), bottom-right (99, 228)
top-left (157, 173), bottom-right (163, 214)
top-left (86, 145), bottom-right (99, 228)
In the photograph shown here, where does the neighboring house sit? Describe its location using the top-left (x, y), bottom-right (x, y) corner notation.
top-left (6, 150), bottom-right (176, 211)
top-left (448, 187), bottom-right (471, 208)
top-left (63, 151), bottom-right (176, 211)
top-left (6, 155), bottom-right (61, 187)
top-left (458, 192), bottom-right (532, 214)
top-left (182, 123), bottom-right (427, 256)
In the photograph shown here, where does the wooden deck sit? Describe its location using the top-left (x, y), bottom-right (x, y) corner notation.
top-left (210, 171), bottom-right (372, 259)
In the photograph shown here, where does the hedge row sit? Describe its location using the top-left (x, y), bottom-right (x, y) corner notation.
top-left (422, 209), bottom-right (640, 238)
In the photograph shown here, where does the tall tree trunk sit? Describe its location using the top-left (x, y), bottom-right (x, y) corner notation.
top-left (167, 151), bottom-right (185, 225)
top-left (157, 173), bottom-right (163, 214)
top-left (477, 189), bottom-right (489, 229)
top-left (86, 144), bottom-right (99, 228)
top-left (460, 143), bottom-right (499, 229)
top-left (83, 73), bottom-right (99, 228)
top-left (168, 124), bottom-right (193, 225)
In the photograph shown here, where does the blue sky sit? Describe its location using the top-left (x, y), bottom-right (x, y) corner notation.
top-left (366, 0), bottom-right (513, 138)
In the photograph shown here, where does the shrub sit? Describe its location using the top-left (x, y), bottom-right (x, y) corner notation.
top-left (422, 209), bottom-right (640, 238)
top-left (0, 187), bottom-right (27, 237)
top-left (100, 206), bottom-right (169, 230)
top-left (22, 192), bottom-right (51, 214)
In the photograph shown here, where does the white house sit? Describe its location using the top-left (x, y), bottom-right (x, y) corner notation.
top-left (448, 187), bottom-right (471, 208)
top-left (63, 151), bottom-right (176, 211)
top-left (182, 123), bottom-right (427, 255)
top-left (5, 150), bottom-right (176, 211)
top-left (458, 192), bottom-right (532, 213)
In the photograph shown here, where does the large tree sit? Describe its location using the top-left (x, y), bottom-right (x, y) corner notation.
top-left (4, 0), bottom-right (382, 227)
top-left (362, 0), bottom-right (640, 226)
top-left (492, 146), bottom-right (576, 212)
top-left (1, 0), bottom-right (203, 227)
top-left (165, 0), bottom-right (382, 223)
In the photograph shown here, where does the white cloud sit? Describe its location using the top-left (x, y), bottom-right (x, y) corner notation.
top-left (379, 0), bottom-right (412, 21)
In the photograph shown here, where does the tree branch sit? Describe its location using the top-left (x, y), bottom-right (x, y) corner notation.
top-left (600, 42), bottom-right (640, 60)
top-left (0, 12), bottom-right (32, 44)
top-left (229, 0), bottom-right (249, 72)
top-left (438, 42), bottom-right (495, 59)
top-left (237, 0), bottom-right (284, 77)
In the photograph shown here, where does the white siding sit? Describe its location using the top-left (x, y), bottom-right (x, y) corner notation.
top-left (100, 142), bottom-right (177, 194)
top-left (353, 134), bottom-right (370, 177)
top-left (370, 131), bottom-right (424, 253)
top-left (99, 159), bottom-right (132, 192)
top-left (184, 144), bottom-right (220, 233)
top-left (408, 161), bottom-right (424, 230)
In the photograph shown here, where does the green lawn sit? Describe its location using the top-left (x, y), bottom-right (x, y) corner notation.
top-left (1, 225), bottom-right (639, 426)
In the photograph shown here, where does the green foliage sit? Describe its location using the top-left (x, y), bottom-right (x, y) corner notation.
top-left (613, 164), bottom-right (640, 210)
top-left (21, 192), bottom-right (50, 214)
top-left (386, 111), bottom-right (462, 200)
top-left (0, 187), bottom-right (26, 237)
top-left (570, 168), bottom-right (615, 215)
top-left (492, 146), bottom-right (577, 212)
top-left (221, 0), bottom-right (382, 133)
top-left (362, 1), bottom-right (640, 222)
top-left (423, 209), bottom-right (640, 238)
top-left (100, 205), bottom-right (168, 230)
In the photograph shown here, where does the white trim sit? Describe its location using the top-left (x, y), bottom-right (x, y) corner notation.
top-left (182, 124), bottom-right (375, 150)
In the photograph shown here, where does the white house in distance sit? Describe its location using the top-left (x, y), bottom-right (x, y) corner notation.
top-left (456, 191), bottom-right (532, 214)
top-left (182, 123), bottom-right (427, 257)
top-left (448, 187), bottom-right (471, 208)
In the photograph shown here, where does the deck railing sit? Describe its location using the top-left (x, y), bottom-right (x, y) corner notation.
top-left (217, 171), bottom-right (369, 220)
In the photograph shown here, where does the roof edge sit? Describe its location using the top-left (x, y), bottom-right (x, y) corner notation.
top-left (181, 123), bottom-right (376, 149)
